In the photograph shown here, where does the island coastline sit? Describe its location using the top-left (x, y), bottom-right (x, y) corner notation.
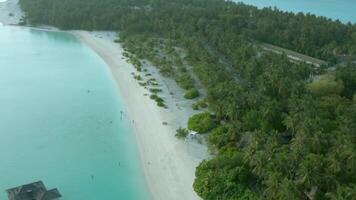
top-left (1, 1), bottom-right (208, 199)
top-left (72, 30), bottom-right (207, 200)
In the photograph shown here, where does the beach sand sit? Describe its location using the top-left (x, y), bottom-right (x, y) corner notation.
top-left (72, 31), bottom-right (208, 200)
top-left (0, 0), bottom-right (23, 25)
top-left (1, 0), bottom-right (209, 198)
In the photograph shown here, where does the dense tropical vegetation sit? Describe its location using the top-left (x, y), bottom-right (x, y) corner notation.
top-left (19, 0), bottom-right (356, 199)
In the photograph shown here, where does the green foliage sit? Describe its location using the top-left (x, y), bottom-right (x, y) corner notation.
top-left (149, 88), bottom-right (162, 94)
top-left (133, 74), bottom-right (142, 81)
top-left (194, 150), bottom-right (259, 200)
top-left (177, 73), bottom-right (195, 90)
top-left (193, 99), bottom-right (208, 110)
top-left (156, 101), bottom-right (166, 108)
top-left (150, 94), bottom-right (166, 108)
top-left (175, 127), bottom-right (189, 139)
top-left (207, 125), bottom-right (232, 150)
top-left (336, 64), bottom-right (356, 98)
top-left (352, 32), bottom-right (356, 44)
top-left (188, 113), bottom-right (217, 133)
top-left (19, 0), bottom-right (356, 199)
top-left (150, 94), bottom-right (163, 102)
top-left (192, 103), bottom-right (199, 110)
top-left (307, 74), bottom-right (344, 96)
top-left (184, 88), bottom-right (199, 99)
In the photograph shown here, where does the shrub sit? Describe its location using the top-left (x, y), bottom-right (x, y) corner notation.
top-left (208, 126), bottom-right (230, 150)
top-left (184, 88), bottom-right (199, 99)
top-left (150, 94), bottom-right (165, 108)
top-left (194, 150), bottom-right (258, 200)
top-left (192, 100), bottom-right (208, 110)
top-left (177, 73), bottom-right (194, 89)
top-left (123, 52), bottom-right (130, 57)
top-left (134, 75), bottom-right (142, 80)
top-left (192, 103), bottom-right (199, 110)
top-left (157, 101), bottom-right (166, 107)
top-left (188, 112), bottom-right (217, 133)
top-left (150, 94), bottom-right (163, 102)
top-left (149, 88), bottom-right (162, 93)
top-left (139, 82), bottom-right (147, 86)
top-left (175, 127), bottom-right (189, 139)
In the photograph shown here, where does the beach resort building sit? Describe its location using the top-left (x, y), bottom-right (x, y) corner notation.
top-left (6, 181), bottom-right (61, 200)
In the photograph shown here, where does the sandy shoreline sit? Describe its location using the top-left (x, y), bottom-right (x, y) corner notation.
top-left (1, 0), bottom-right (208, 199)
top-left (72, 31), bottom-right (207, 200)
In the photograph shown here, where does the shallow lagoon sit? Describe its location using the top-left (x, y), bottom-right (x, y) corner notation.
top-left (0, 26), bottom-right (149, 199)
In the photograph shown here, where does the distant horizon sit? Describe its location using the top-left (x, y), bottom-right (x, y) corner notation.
top-left (236, 0), bottom-right (356, 24)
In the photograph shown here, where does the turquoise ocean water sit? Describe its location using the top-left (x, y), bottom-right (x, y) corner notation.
top-left (0, 25), bottom-right (149, 199)
top-left (236, 0), bottom-right (356, 23)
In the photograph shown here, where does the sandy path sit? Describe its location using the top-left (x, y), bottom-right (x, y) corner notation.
top-left (72, 31), bottom-right (207, 200)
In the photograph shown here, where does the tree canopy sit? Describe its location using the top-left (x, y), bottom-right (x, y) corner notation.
top-left (19, 0), bottom-right (356, 199)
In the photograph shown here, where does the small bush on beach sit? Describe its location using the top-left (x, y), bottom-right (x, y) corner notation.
top-left (157, 101), bottom-right (166, 108)
top-left (188, 112), bottom-right (217, 133)
top-left (184, 88), bottom-right (199, 99)
top-left (134, 75), bottom-right (142, 81)
top-left (175, 127), bottom-right (189, 139)
top-left (139, 82), bottom-right (147, 86)
top-left (150, 94), bottom-right (164, 102)
top-left (147, 78), bottom-right (158, 86)
top-left (149, 88), bottom-right (162, 93)
top-left (150, 94), bottom-right (167, 108)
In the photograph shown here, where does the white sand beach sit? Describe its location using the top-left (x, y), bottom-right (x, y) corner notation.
top-left (1, 0), bottom-right (209, 198)
top-left (72, 31), bottom-right (208, 200)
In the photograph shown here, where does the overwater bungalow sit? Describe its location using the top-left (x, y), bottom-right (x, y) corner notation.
top-left (6, 181), bottom-right (61, 200)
